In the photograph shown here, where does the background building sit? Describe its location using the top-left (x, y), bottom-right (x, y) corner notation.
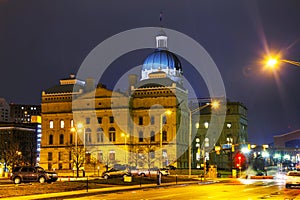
top-left (190, 98), bottom-right (248, 170)
top-left (10, 103), bottom-right (41, 123)
top-left (0, 98), bottom-right (10, 122)
top-left (0, 122), bottom-right (39, 173)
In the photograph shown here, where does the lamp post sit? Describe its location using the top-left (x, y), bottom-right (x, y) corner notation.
top-left (264, 55), bottom-right (300, 71)
top-left (188, 100), bottom-right (220, 178)
top-left (160, 110), bottom-right (172, 168)
top-left (121, 132), bottom-right (129, 165)
top-left (71, 123), bottom-right (85, 177)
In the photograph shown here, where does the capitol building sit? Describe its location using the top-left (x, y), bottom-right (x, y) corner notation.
top-left (39, 29), bottom-right (248, 173)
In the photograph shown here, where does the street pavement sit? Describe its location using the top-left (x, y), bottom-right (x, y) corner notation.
top-left (0, 176), bottom-right (216, 200)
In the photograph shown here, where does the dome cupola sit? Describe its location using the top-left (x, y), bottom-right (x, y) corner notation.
top-left (141, 30), bottom-right (183, 84)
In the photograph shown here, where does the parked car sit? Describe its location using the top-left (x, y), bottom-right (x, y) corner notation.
top-left (285, 171), bottom-right (300, 188)
top-left (138, 168), bottom-right (170, 177)
top-left (166, 165), bottom-right (176, 170)
top-left (102, 168), bottom-right (130, 179)
top-left (128, 166), bottom-right (139, 176)
top-left (10, 166), bottom-right (58, 184)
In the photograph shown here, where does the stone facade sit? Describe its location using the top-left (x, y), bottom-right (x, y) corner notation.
top-left (39, 75), bottom-right (190, 171)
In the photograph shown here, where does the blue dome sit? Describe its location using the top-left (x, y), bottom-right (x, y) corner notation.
top-left (142, 49), bottom-right (182, 71)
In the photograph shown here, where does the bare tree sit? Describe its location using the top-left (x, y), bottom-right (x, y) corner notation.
top-left (68, 144), bottom-right (86, 177)
top-left (0, 141), bottom-right (22, 171)
top-left (129, 140), bottom-right (158, 173)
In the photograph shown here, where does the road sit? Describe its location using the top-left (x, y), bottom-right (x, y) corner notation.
top-left (68, 179), bottom-right (300, 200)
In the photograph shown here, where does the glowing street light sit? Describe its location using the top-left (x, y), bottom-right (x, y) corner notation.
top-left (263, 54), bottom-right (300, 71)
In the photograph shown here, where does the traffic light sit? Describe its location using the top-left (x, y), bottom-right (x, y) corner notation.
top-left (234, 152), bottom-right (245, 169)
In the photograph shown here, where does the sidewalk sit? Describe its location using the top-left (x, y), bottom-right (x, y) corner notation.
top-left (1, 178), bottom-right (217, 200)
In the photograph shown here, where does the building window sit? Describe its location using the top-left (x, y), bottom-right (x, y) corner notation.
top-left (150, 150), bottom-right (155, 159)
top-left (109, 127), bottom-right (116, 142)
top-left (58, 163), bottom-right (63, 170)
top-left (150, 131), bottom-right (155, 142)
top-left (70, 119), bottom-right (74, 127)
top-left (98, 151), bottom-right (103, 163)
top-left (48, 152), bottom-right (53, 161)
top-left (162, 116), bottom-right (167, 124)
top-left (162, 149), bottom-right (167, 158)
top-left (97, 117), bottom-right (102, 124)
top-left (85, 128), bottom-right (92, 143)
top-left (59, 134), bottom-right (64, 144)
top-left (49, 120), bottom-right (54, 129)
top-left (139, 116), bottom-right (143, 125)
top-left (85, 153), bottom-right (91, 164)
top-left (150, 116), bottom-right (155, 125)
top-left (70, 134), bottom-right (73, 144)
top-left (60, 120), bottom-right (65, 128)
top-left (58, 152), bottom-right (63, 161)
top-left (139, 131), bottom-right (143, 142)
top-left (162, 131), bottom-right (167, 142)
top-left (48, 163), bottom-right (52, 170)
top-left (109, 150), bottom-right (115, 161)
top-left (86, 117), bottom-right (90, 124)
top-left (49, 134), bottom-right (53, 145)
top-left (97, 128), bottom-right (103, 143)
top-left (204, 122), bottom-right (209, 129)
top-left (69, 151), bottom-right (72, 160)
top-left (109, 116), bottom-right (114, 123)
top-left (226, 123), bottom-right (232, 129)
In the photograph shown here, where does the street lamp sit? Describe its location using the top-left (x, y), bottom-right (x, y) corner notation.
top-left (160, 110), bottom-right (172, 168)
top-left (70, 123), bottom-right (85, 177)
top-left (188, 100), bottom-right (220, 178)
top-left (121, 132), bottom-right (129, 165)
top-left (264, 54), bottom-right (300, 70)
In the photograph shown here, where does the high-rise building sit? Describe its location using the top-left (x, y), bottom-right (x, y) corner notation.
top-left (0, 98), bottom-right (10, 122)
top-left (10, 104), bottom-right (41, 123)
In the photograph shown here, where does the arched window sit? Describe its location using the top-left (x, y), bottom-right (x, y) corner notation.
top-left (109, 127), bottom-right (116, 142)
top-left (97, 128), bottom-right (104, 143)
top-left (85, 128), bottom-right (92, 143)
top-left (60, 120), bottom-right (64, 128)
top-left (59, 134), bottom-right (64, 144)
top-left (150, 116), bottom-right (155, 125)
top-left (139, 131), bottom-right (143, 142)
top-left (49, 134), bottom-right (53, 145)
top-left (49, 120), bottom-right (54, 129)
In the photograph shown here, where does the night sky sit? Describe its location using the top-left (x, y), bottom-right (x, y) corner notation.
top-left (1, 0), bottom-right (300, 145)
